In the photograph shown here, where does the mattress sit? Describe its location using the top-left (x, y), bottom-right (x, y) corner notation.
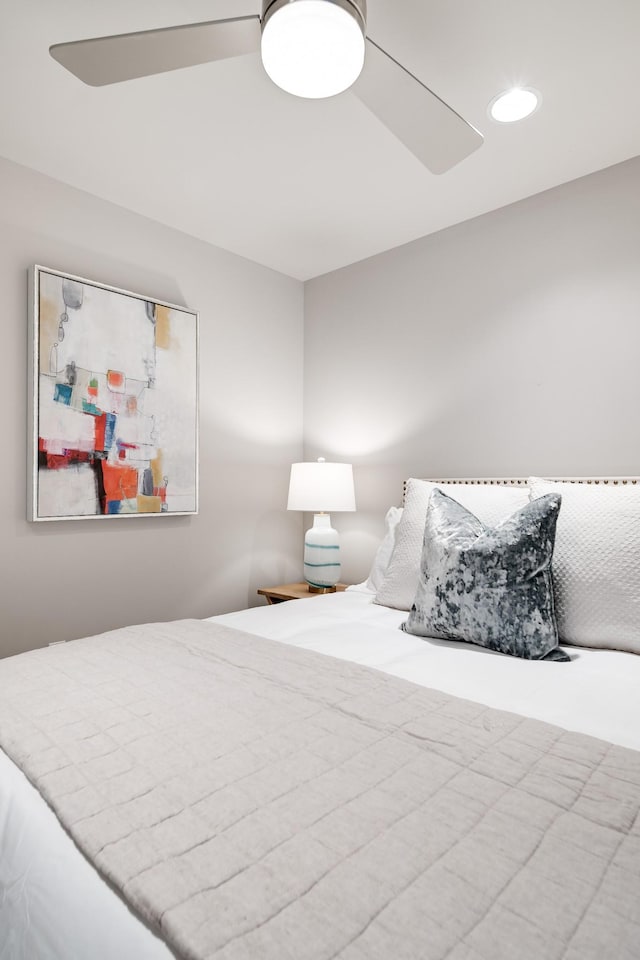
top-left (2, 589), bottom-right (640, 959)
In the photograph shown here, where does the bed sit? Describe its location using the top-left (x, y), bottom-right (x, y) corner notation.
top-left (1, 477), bottom-right (639, 960)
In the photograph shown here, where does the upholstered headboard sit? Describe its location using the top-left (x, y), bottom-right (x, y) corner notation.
top-left (403, 476), bottom-right (639, 502)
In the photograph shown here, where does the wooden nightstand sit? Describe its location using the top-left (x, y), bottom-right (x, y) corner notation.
top-left (257, 582), bottom-right (349, 604)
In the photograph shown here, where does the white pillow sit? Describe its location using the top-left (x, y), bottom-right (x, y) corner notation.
top-left (528, 477), bottom-right (640, 653)
top-left (375, 479), bottom-right (530, 611)
top-left (363, 506), bottom-right (403, 594)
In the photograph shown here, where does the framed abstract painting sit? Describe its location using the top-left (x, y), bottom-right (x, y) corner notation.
top-left (28, 266), bottom-right (198, 521)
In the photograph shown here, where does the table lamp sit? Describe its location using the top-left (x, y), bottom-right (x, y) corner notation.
top-left (287, 458), bottom-right (356, 592)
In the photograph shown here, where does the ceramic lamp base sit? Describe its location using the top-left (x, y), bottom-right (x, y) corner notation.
top-left (303, 513), bottom-right (341, 589)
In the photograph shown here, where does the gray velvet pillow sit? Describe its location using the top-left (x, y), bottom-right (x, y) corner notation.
top-left (402, 488), bottom-right (568, 661)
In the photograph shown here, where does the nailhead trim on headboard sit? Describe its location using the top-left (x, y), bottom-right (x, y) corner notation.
top-left (403, 476), bottom-right (639, 503)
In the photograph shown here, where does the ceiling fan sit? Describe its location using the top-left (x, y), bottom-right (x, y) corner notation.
top-left (49, 0), bottom-right (483, 174)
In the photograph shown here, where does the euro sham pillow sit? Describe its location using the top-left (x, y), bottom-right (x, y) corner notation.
top-left (363, 506), bottom-right (403, 594)
top-left (528, 477), bottom-right (640, 654)
top-left (402, 488), bottom-right (568, 661)
top-left (375, 479), bottom-right (530, 611)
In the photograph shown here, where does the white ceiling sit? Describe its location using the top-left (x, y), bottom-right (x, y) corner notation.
top-left (2, 0), bottom-right (640, 280)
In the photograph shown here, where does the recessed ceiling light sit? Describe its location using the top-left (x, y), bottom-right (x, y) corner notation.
top-left (489, 88), bottom-right (540, 123)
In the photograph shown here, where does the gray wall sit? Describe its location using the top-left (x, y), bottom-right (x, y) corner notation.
top-left (4, 153), bottom-right (640, 652)
top-left (305, 157), bottom-right (640, 584)
top-left (0, 157), bottom-right (303, 657)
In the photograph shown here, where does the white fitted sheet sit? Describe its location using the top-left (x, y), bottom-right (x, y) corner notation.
top-left (0, 746), bottom-right (174, 960)
top-left (216, 589), bottom-right (640, 751)
top-left (2, 589), bottom-right (640, 959)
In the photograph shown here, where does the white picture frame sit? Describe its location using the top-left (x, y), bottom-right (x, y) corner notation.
top-left (28, 265), bottom-right (199, 521)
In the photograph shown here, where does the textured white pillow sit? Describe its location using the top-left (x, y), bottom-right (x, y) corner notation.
top-left (375, 479), bottom-right (530, 611)
top-left (364, 506), bottom-right (403, 594)
top-left (528, 477), bottom-right (640, 653)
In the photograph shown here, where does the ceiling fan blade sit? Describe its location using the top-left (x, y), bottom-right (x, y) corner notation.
top-left (49, 16), bottom-right (262, 87)
top-left (353, 38), bottom-right (483, 174)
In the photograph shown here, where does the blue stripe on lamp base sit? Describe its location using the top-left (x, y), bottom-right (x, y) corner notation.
top-left (304, 564), bottom-right (340, 592)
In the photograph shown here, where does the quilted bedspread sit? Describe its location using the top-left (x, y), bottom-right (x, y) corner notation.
top-left (0, 619), bottom-right (639, 960)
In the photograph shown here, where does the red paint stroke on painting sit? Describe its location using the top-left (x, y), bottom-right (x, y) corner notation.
top-left (94, 413), bottom-right (107, 452)
top-left (118, 441), bottom-right (139, 461)
top-left (153, 486), bottom-right (167, 504)
top-left (107, 370), bottom-right (125, 391)
top-left (41, 447), bottom-right (94, 470)
top-left (102, 462), bottom-right (138, 505)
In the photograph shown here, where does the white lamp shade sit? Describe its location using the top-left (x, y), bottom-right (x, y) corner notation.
top-left (261, 0), bottom-right (365, 100)
top-left (287, 461), bottom-right (355, 512)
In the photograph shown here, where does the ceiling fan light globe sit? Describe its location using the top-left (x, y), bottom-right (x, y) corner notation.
top-left (261, 0), bottom-right (365, 99)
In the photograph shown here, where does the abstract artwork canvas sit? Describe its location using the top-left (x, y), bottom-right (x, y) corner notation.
top-left (29, 266), bottom-right (198, 520)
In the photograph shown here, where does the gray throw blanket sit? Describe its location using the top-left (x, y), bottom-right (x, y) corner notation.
top-left (0, 619), bottom-right (639, 960)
